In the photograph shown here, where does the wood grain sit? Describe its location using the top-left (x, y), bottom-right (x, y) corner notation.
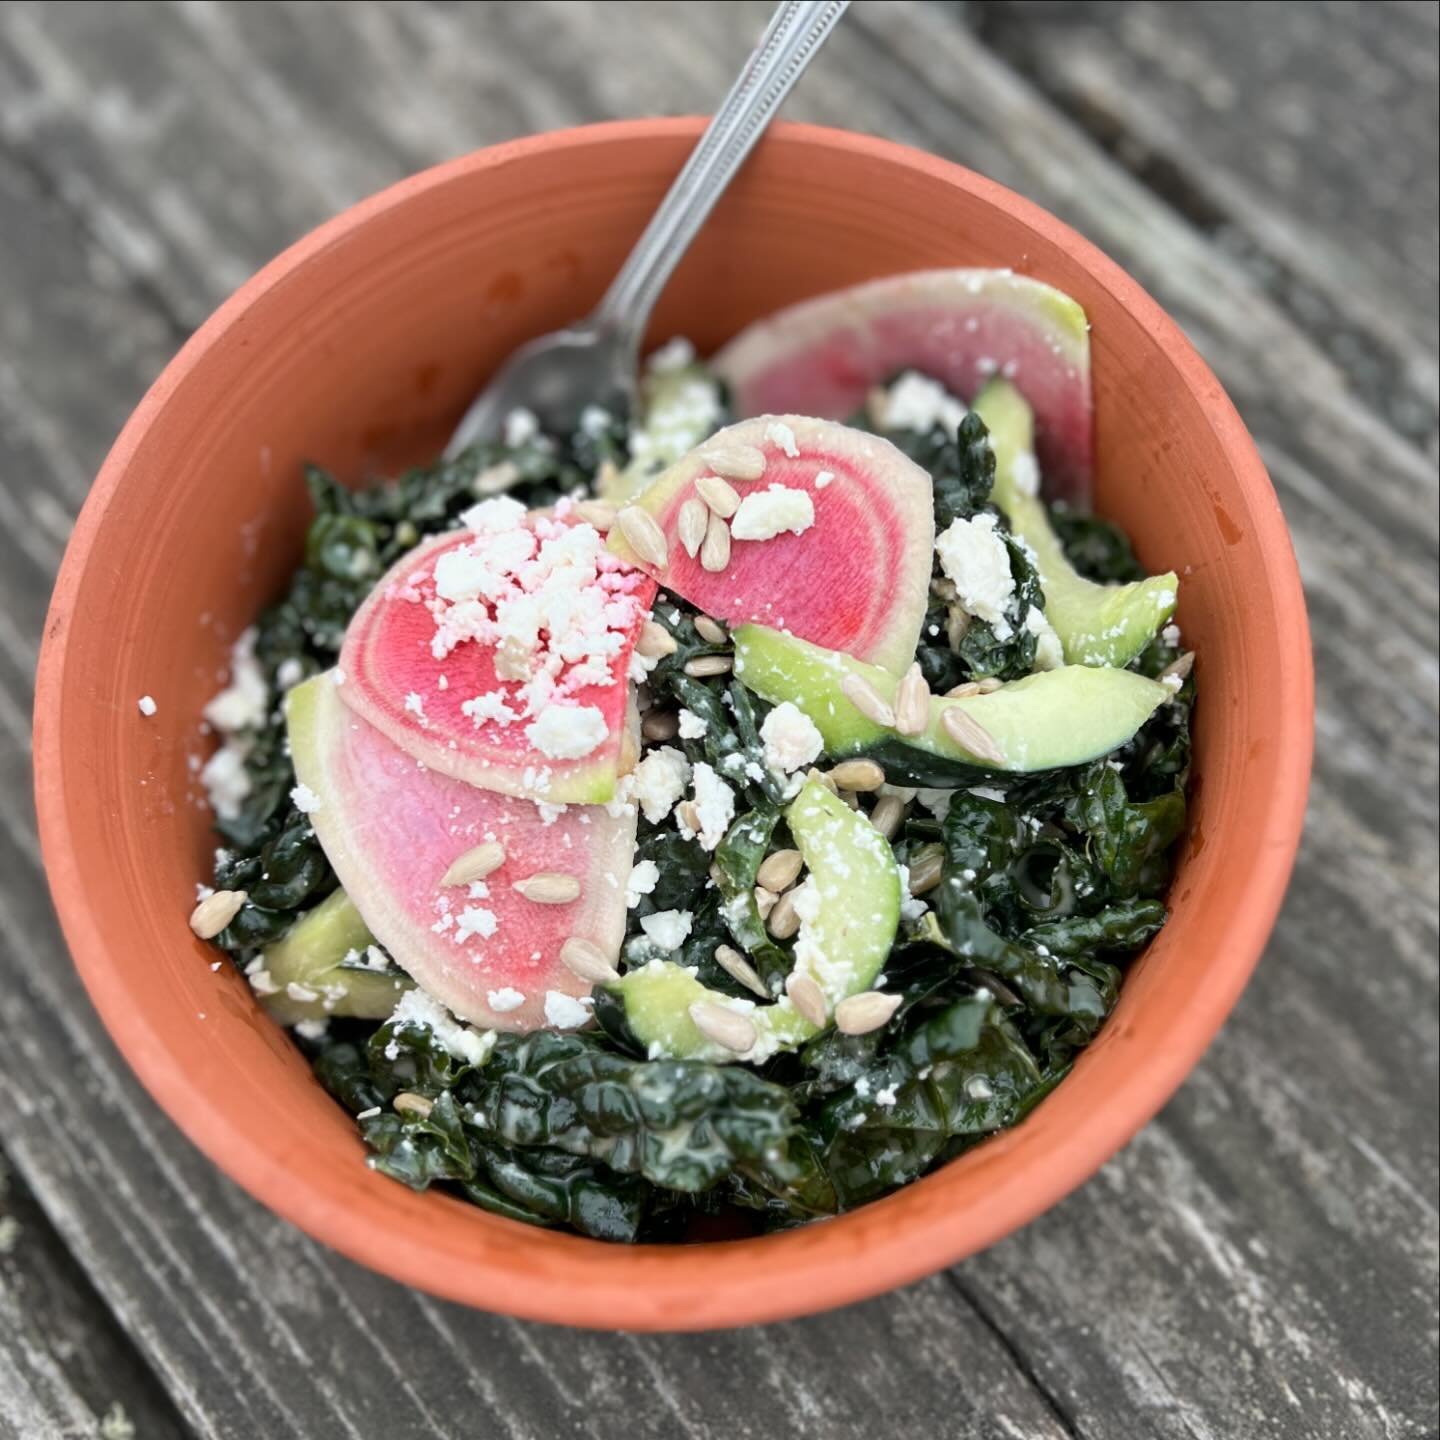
top-left (0, 2), bottom-right (1435, 1437)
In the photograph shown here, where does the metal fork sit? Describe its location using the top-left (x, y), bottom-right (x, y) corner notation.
top-left (444, 0), bottom-right (850, 459)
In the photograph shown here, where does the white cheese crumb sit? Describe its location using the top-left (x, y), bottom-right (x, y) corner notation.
top-left (936, 512), bottom-right (1016, 637)
top-left (1162, 623), bottom-right (1182, 646)
top-left (875, 1085), bottom-right (899, 1108)
top-left (764, 420), bottom-right (800, 458)
top-left (524, 704), bottom-right (608, 760)
top-left (295, 1018), bottom-right (329, 1042)
top-left (730, 484), bottom-right (815, 542)
top-left (640, 909), bottom-right (693, 951)
top-left (488, 987), bottom-right (526, 1013)
top-left (1023, 606), bottom-right (1065, 670)
top-left (688, 762), bottom-right (735, 851)
top-left (881, 371), bottom-right (968, 435)
top-left (356, 1106), bottom-right (382, 1120)
top-left (276, 657), bottom-right (306, 691)
top-left (203, 626), bottom-right (269, 733)
top-left (580, 405), bottom-right (613, 437)
top-left (460, 495), bottom-right (527, 534)
top-left (760, 701), bottom-right (824, 773)
top-left (388, 989), bottom-right (493, 1066)
top-left (631, 746), bottom-right (691, 823)
top-left (290, 783), bottom-right (322, 814)
top-left (454, 905), bottom-right (498, 942)
top-left (677, 707), bottom-right (707, 740)
top-left (626, 859), bottom-right (660, 907)
top-left (503, 407), bottom-right (540, 447)
top-left (544, 990), bottom-right (591, 1029)
top-left (137, 694), bottom-right (157, 717)
top-left (814, 469), bottom-right (834, 489)
top-left (647, 337), bottom-right (696, 373)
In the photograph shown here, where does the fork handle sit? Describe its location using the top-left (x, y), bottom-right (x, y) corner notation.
top-left (591, 0), bottom-right (850, 350)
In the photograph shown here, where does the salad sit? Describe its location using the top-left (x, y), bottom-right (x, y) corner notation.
top-left (186, 270), bottom-right (1193, 1243)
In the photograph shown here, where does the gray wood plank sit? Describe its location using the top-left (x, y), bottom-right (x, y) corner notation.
top-left (1, 1153), bottom-right (189, 1440)
top-left (972, 0), bottom-right (1440, 441)
top-left (0, 2), bottom-right (1435, 1437)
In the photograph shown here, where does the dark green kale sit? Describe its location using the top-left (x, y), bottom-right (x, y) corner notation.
top-left (1048, 503), bottom-right (1146, 583)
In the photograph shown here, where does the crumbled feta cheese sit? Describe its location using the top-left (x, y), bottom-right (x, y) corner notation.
top-left (688, 762), bottom-right (735, 850)
top-left (503, 407), bottom-right (540, 447)
top-left (204, 627), bottom-right (269, 733)
top-left (525, 704), bottom-right (608, 760)
top-left (388, 989), bottom-right (493, 1066)
top-left (881, 371), bottom-right (968, 435)
top-left (356, 1106), bottom-right (382, 1120)
top-left (137, 694), bottom-right (157, 717)
top-left (640, 909), bottom-right (693, 951)
top-left (290, 783), bottom-right (322, 814)
top-left (647, 337), bottom-right (695, 373)
top-left (677, 707), bottom-right (707, 740)
top-left (626, 859), bottom-right (660, 907)
top-left (295, 1018), bottom-right (328, 1042)
top-left (580, 405), bottom-right (613, 437)
top-left (760, 701), bottom-right (823, 773)
top-left (1010, 451), bottom-right (1040, 498)
top-left (487, 987), bottom-right (526, 1013)
top-left (814, 469), bottom-right (834, 489)
top-left (1162, 623), bottom-right (1182, 646)
top-left (875, 1085), bottom-right (899, 1108)
top-left (201, 743), bottom-right (251, 820)
top-left (936, 512), bottom-right (1016, 637)
top-left (275, 657), bottom-right (306, 691)
top-left (631, 746), bottom-right (691, 823)
top-left (460, 495), bottom-right (527, 534)
top-left (543, 990), bottom-right (591, 1029)
top-left (730, 484), bottom-right (815, 542)
top-left (1024, 606), bottom-right (1065, 670)
top-left (454, 905), bottom-right (498, 942)
top-left (791, 879), bottom-right (822, 926)
top-left (764, 421), bottom-right (800, 458)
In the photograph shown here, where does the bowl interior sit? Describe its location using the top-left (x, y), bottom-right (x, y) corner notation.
top-left (36, 120), bottom-right (1311, 1330)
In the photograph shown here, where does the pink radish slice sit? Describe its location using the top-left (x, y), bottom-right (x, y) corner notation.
top-left (339, 513), bottom-right (656, 804)
top-left (287, 673), bottom-right (635, 1032)
top-left (712, 269), bottom-right (1093, 506)
top-left (609, 416), bottom-right (934, 676)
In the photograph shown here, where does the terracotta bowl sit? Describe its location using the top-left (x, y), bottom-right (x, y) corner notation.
top-left (34, 120), bottom-right (1312, 1330)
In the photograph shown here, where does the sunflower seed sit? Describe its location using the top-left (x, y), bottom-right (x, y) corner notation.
top-left (688, 1001), bottom-right (757, 1053)
top-left (754, 886), bottom-right (778, 920)
top-left (676, 800), bottom-right (701, 835)
top-left (696, 474), bottom-right (742, 518)
top-left (677, 499), bottom-right (709, 557)
top-left (767, 888), bottom-right (802, 940)
top-left (840, 673), bottom-right (896, 728)
top-left (641, 709), bottom-right (680, 741)
top-left (829, 758), bottom-right (886, 792)
top-left (1159, 651), bottom-right (1195, 684)
top-left (512, 872), bottom-right (582, 904)
top-left (700, 443), bottom-right (767, 482)
top-left (894, 662), bottom-right (931, 736)
top-left (785, 971), bottom-right (828, 1027)
top-left (693, 615), bottom-right (728, 645)
top-left (684, 655), bottom-right (733, 678)
top-left (907, 847), bottom-right (944, 895)
top-left (700, 510), bottom-right (731, 572)
top-left (596, 460), bottom-right (621, 494)
top-left (440, 840), bottom-right (506, 887)
top-left (393, 1092), bottom-right (433, 1118)
top-left (945, 681), bottom-right (982, 698)
top-left (188, 889), bottom-right (247, 939)
top-left (834, 989), bottom-right (903, 1035)
top-left (636, 620), bottom-right (678, 658)
top-left (805, 766), bottom-right (838, 794)
top-left (619, 720), bottom-right (639, 774)
top-left (574, 499), bottom-right (616, 532)
top-left (560, 936), bottom-right (619, 983)
top-left (714, 944), bottom-right (769, 999)
top-left (617, 505), bottom-right (668, 568)
top-left (755, 848), bottom-right (804, 892)
top-left (931, 576), bottom-right (958, 602)
top-left (976, 676), bottom-right (1004, 694)
top-left (940, 706), bottom-right (1008, 766)
top-left (869, 795), bottom-right (907, 839)
top-left (865, 385), bottom-right (890, 427)
top-left (946, 605), bottom-right (971, 650)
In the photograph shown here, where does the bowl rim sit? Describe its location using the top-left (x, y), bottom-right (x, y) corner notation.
top-left (33, 117), bottom-right (1313, 1330)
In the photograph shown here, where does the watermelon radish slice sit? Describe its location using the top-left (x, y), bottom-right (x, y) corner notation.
top-left (339, 509), bottom-right (657, 804)
top-left (607, 416), bottom-right (934, 676)
top-left (712, 269), bottom-right (1093, 505)
top-left (287, 673), bottom-right (636, 1032)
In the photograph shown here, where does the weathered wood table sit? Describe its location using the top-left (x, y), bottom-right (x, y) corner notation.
top-left (1, 3), bottom-right (1435, 1436)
